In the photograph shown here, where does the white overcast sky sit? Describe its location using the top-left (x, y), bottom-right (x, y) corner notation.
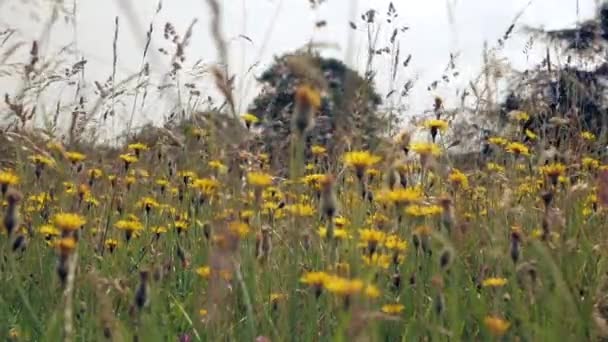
top-left (0, 0), bottom-right (600, 135)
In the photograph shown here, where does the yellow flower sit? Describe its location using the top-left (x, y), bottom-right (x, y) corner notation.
top-left (65, 151), bottom-right (86, 163)
top-left (334, 216), bottom-right (349, 228)
top-left (422, 118), bottom-right (449, 132)
top-left (582, 157), bottom-right (600, 170)
top-left (511, 110), bottom-right (530, 122)
top-left (0, 170), bottom-right (19, 186)
top-left (28, 154), bottom-right (55, 166)
top-left (448, 168), bottom-right (469, 188)
top-left (410, 142), bottom-right (442, 156)
top-left (484, 316), bottom-right (510, 336)
top-left (343, 151), bottom-right (382, 175)
top-left (541, 162), bottom-right (566, 178)
top-left (196, 266), bottom-right (211, 278)
top-left (178, 170), bottom-right (197, 183)
top-left (247, 172), bottom-right (273, 187)
top-left (115, 219), bottom-right (143, 232)
top-left (581, 131), bottom-right (596, 142)
top-left (128, 143), bottom-right (149, 152)
top-left (39, 224), bottom-right (60, 239)
top-left (364, 284), bottom-right (381, 298)
top-left (488, 136), bottom-right (508, 146)
top-left (385, 234), bottom-right (408, 251)
top-left (208, 160), bottom-right (228, 174)
top-left (53, 213), bottom-right (86, 231)
top-left (486, 162), bottom-right (505, 173)
top-left (311, 145), bottom-right (327, 156)
top-left (56, 237), bottom-right (77, 255)
top-left (387, 187), bottom-right (423, 206)
top-left (192, 178), bottom-right (220, 197)
top-left (137, 197), bottom-right (160, 211)
top-left (324, 276), bottom-right (364, 297)
top-left (405, 204), bottom-right (443, 217)
top-left (87, 168), bottom-right (103, 180)
top-left (381, 303), bottom-right (405, 315)
top-left (241, 113), bottom-right (260, 125)
top-left (362, 253), bottom-right (392, 269)
top-left (228, 221), bottom-right (250, 238)
top-left (285, 203), bottom-right (315, 217)
top-left (318, 226), bottom-right (349, 240)
top-left (105, 239), bottom-right (118, 251)
top-left (359, 228), bottom-right (386, 245)
top-left (505, 142), bottom-right (530, 156)
top-left (270, 293), bottom-right (287, 304)
top-left (119, 153), bottom-right (138, 165)
top-left (482, 277), bottom-right (507, 288)
top-left (300, 271), bottom-right (330, 287)
top-left (153, 226), bottom-right (167, 236)
top-left (174, 220), bottom-right (189, 234)
top-left (295, 84), bottom-right (321, 109)
top-left (525, 129), bottom-right (538, 140)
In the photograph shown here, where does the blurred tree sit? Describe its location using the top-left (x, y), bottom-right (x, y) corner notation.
top-left (247, 50), bottom-right (387, 170)
top-left (503, 2), bottom-right (608, 145)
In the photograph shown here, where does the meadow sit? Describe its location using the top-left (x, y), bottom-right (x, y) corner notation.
top-left (2, 1), bottom-right (608, 341)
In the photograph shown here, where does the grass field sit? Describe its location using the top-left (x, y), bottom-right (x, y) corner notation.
top-left (1, 112), bottom-right (607, 341)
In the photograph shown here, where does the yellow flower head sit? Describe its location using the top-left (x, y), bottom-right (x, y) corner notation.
top-left (228, 221), bottom-right (250, 238)
top-left (53, 213), bottom-right (86, 231)
top-left (300, 271), bottom-right (330, 287)
top-left (295, 84), bottom-right (321, 109)
top-left (387, 187), bottom-right (423, 206)
top-left (482, 277), bottom-right (507, 287)
top-left (582, 157), bottom-right (600, 170)
top-left (422, 118), bottom-right (449, 132)
top-left (385, 234), bottom-right (408, 251)
top-left (511, 110), bottom-right (530, 122)
top-left (488, 136), bottom-right (508, 146)
top-left (241, 113), bottom-right (260, 125)
top-left (359, 228), bottom-right (386, 244)
top-left (119, 153), bottom-right (138, 164)
top-left (318, 226), bottom-right (350, 240)
top-left (192, 177), bottom-right (220, 197)
top-left (28, 154), bottom-right (55, 167)
top-left (581, 131), bottom-right (596, 142)
top-left (323, 276), bottom-right (364, 296)
top-left (525, 129), bottom-right (538, 140)
top-left (65, 151), bottom-right (86, 163)
top-left (0, 170), bottom-right (19, 186)
top-left (540, 162), bottom-right (566, 178)
top-left (484, 316), bottom-right (510, 336)
top-left (343, 151), bottom-right (382, 174)
top-left (87, 168), bottom-right (103, 180)
top-left (105, 239), bottom-right (118, 251)
top-left (247, 172), bottom-right (273, 188)
top-left (362, 253), bottom-right (392, 269)
top-left (405, 204), bottom-right (443, 217)
top-left (448, 168), bottom-right (469, 188)
top-left (128, 142), bottom-right (149, 152)
top-left (505, 142), bottom-right (530, 156)
top-left (208, 160), bottom-right (228, 174)
top-left (196, 266), bottom-right (211, 278)
top-left (486, 162), bottom-right (505, 173)
top-left (137, 197), bottom-right (160, 211)
top-left (39, 224), bottom-right (60, 238)
top-left (410, 142), bottom-right (442, 156)
top-left (381, 303), bottom-right (405, 315)
top-left (311, 145), bottom-right (327, 156)
top-left (285, 203), bottom-right (315, 217)
top-left (56, 237), bottom-right (77, 256)
top-left (115, 219), bottom-right (143, 232)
